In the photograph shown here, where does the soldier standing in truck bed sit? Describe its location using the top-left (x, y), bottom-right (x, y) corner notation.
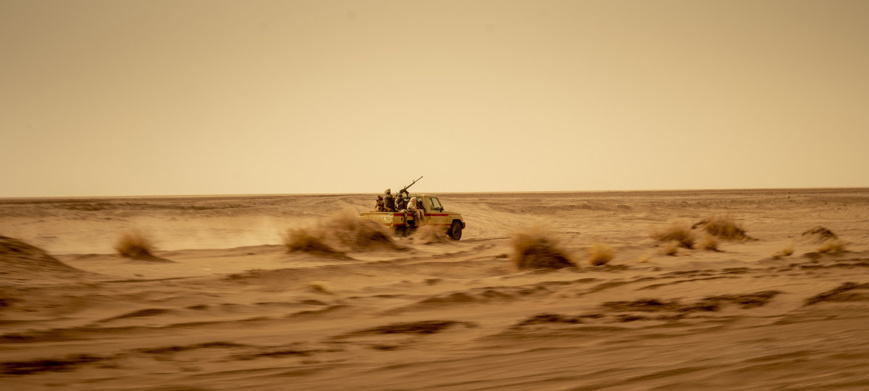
top-left (395, 189), bottom-right (409, 211)
top-left (383, 189), bottom-right (394, 212)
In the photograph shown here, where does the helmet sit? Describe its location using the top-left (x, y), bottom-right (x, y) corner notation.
top-left (385, 189), bottom-right (391, 194)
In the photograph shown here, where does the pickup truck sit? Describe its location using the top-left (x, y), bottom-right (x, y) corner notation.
top-left (360, 194), bottom-right (466, 240)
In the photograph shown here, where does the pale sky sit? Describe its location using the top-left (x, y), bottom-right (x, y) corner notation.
top-left (2, 0), bottom-right (868, 197)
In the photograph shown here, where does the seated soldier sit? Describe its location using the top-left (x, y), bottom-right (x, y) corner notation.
top-left (407, 196), bottom-right (424, 227)
top-left (375, 195), bottom-right (384, 212)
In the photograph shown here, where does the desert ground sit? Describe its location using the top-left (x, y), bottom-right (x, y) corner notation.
top-left (1, 188), bottom-right (869, 390)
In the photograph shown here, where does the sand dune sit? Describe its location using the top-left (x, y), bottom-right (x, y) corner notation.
top-left (0, 235), bottom-right (93, 285)
top-left (1, 189), bottom-right (869, 390)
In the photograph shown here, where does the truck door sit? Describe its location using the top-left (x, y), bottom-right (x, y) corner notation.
top-left (426, 197), bottom-right (448, 227)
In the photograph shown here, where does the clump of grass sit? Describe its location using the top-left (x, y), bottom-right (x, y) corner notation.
top-left (817, 239), bottom-right (846, 254)
top-left (321, 210), bottom-right (399, 251)
top-left (662, 241), bottom-right (680, 256)
top-left (284, 210), bottom-right (402, 254)
top-left (652, 222), bottom-right (695, 249)
top-left (587, 242), bottom-right (614, 266)
top-left (637, 251), bottom-right (654, 263)
top-left (284, 228), bottom-right (340, 254)
top-left (698, 235), bottom-right (719, 251)
top-left (696, 215), bottom-right (749, 240)
top-left (511, 226), bottom-right (576, 270)
top-left (115, 231), bottom-right (155, 259)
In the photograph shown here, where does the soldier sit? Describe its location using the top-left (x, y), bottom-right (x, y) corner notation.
top-left (375, 195), bottom-right (384, 212)
top-left (383, 189), bottom-right (394, 212)
top-left (395, 189), bottom-right (409, 211)
top-left (407, 196), bottom-right (424, 227)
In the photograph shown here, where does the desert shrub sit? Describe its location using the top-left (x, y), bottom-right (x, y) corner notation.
top-left (652, 222), bottom-right (695, 249)
top-left (587, 243), bottom-right (614, 266)
top-left (697, 215), bottom-right (749, 240)
top-left (698, 235), bottom-right (719, 251)
top-left (115, 231), bottom-right (155, 259)
top-left (411, 225), bottom-right (449, 244)
top-left (637, 251), bottom-right (653, 263)
top-left (322, 210), bottom-right (398, 251)
top-left (511, 227), bottom-right (576, 270)
top-left (285, 210), bottom-right (401, 254)
top-left (284, 228), bottom-right (339, 254)
top-left (662, 241), bottom-right (680, 256)
top-left (817, 239), bottom-right (846, 254)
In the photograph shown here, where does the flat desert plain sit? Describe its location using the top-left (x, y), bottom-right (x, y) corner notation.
top-left (1, 189), bottom-right (869, 390)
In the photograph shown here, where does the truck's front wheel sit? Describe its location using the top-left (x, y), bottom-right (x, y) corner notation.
top-left (448, 221), bottom-right (463, 240)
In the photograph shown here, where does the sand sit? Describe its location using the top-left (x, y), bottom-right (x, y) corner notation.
top-left (1, 189), bottom-right (868, 390)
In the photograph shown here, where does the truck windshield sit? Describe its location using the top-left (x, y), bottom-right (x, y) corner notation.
top-left (429, 197), bottom-right (443, 211)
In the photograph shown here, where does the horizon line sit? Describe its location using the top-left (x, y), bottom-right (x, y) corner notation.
top-left (2, 186), bottom-right (868, 201)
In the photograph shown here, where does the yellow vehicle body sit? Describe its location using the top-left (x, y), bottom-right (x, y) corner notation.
top-left (360, 194), bottom-right (465, 240)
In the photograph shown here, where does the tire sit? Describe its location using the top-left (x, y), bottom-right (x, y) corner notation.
top-left (448, 221), bottom-right (463, 240)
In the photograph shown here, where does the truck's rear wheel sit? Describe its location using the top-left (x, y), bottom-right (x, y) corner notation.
top-left (448, 221), bottom-right (462, 240)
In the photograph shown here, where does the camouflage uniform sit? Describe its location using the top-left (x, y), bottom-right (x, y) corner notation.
top-left (375, 195), bottom-right (384, 212)
top-left (383, 189), bottom-right (394, 212)
top-left (395, 189), bottom-right (409, 211)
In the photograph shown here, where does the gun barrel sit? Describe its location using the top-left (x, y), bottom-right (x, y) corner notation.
top-left (402, 176), bottom-right (423, 191)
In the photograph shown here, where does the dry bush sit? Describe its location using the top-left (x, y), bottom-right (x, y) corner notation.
top-left (662, 241), bottom-right (680, 256)
top-left (284, 228), bottom-right (340, 254)
top-left (115, 231), bottom-right (155, 259)
top-left (817, 239), bottom-right (846, 254)
top-left (637, 251), bottom-right (654, 263)
top-left (511, 226), bottom-right (576, 270)
top-left (411, 225), bottom-right (449, 244)
top-left (286, 210), bottom-right (402, 254)
top-left (587, 243), bottom-right (614, 266)
top-left (652, 222), bottom-right (695, 249)
top-left (697, 215), bottom-right (749, 240)
top-left (698, 235), bottom-right (719, 251)
top-left (321, 210), bottom-right (400, 251)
